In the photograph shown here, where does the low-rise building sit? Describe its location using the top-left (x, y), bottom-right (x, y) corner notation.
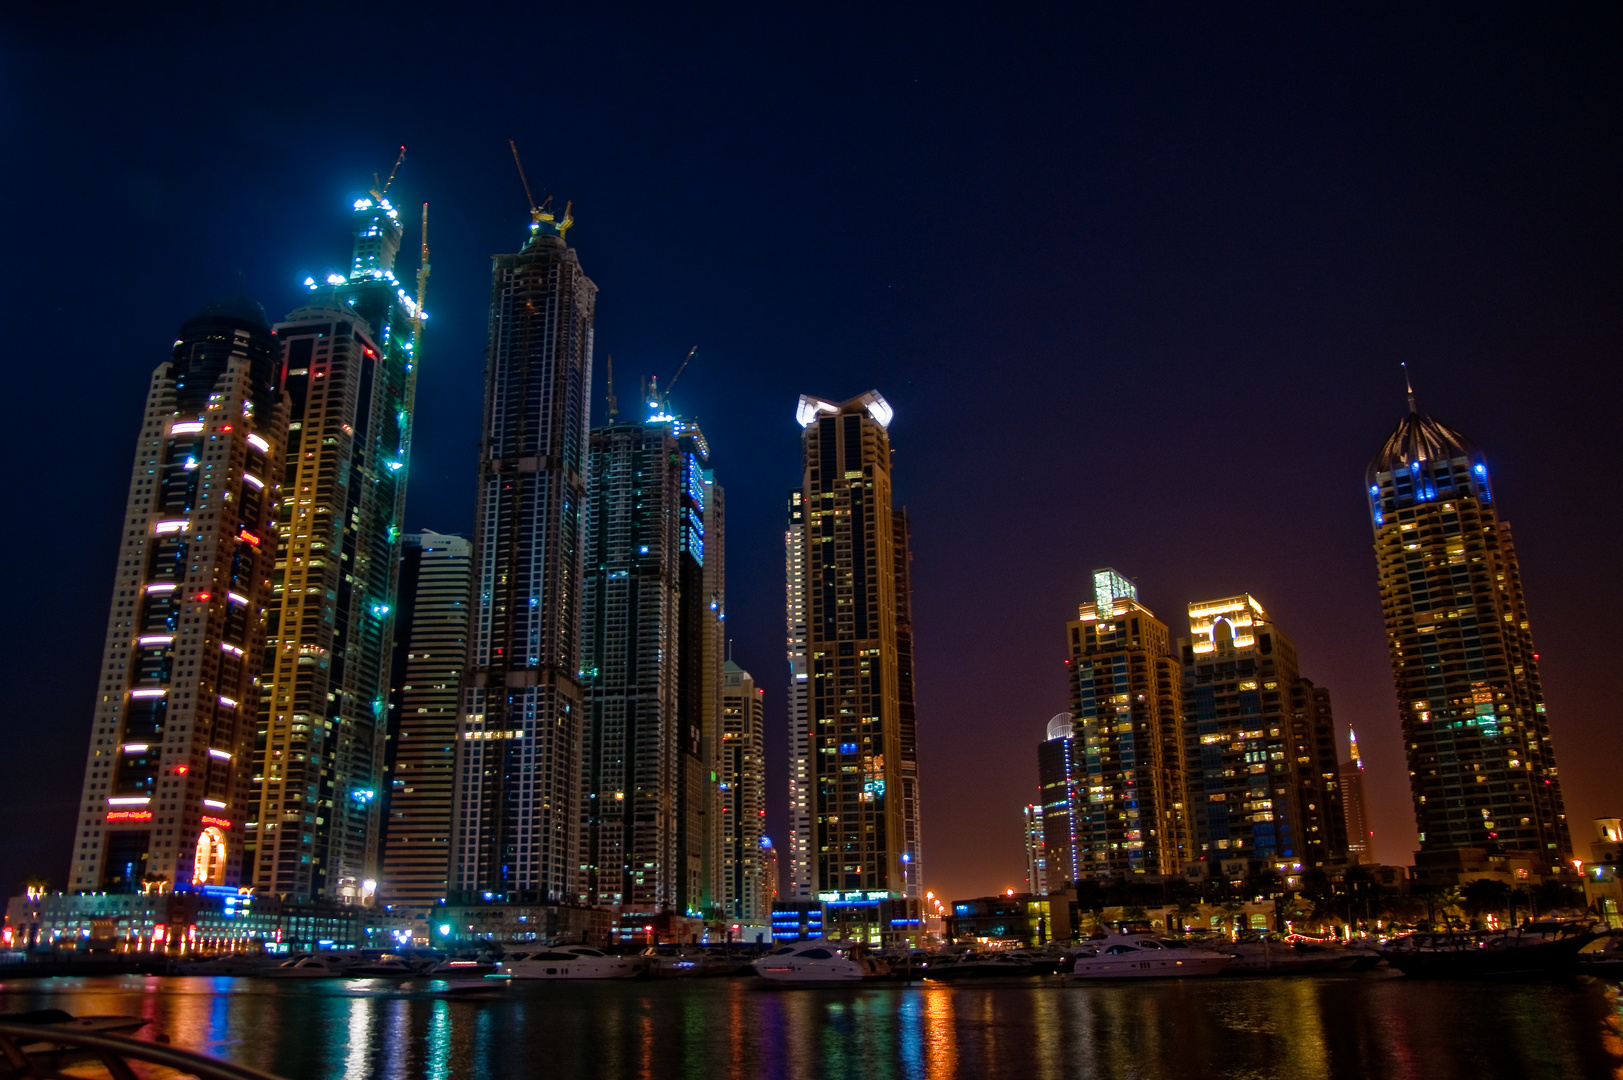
top-left (3, 888), bottom-right (360, 954)
top-left (1583, 818), bottom-right (1621, 927)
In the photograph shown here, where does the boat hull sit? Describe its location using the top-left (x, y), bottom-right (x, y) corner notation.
top-left (1067, 953), bottom-right (1233, 980)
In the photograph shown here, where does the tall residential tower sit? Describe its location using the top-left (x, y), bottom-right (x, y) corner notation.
top-left (379, 531), bottom-right (471, 919)
top-left (720, 660), bottom-right (768, 926)
top-left (1066, 571), bottom-right (1187, 878)
top-left (791, 391), bottom-right (923, 942)
top-left (1180, 594), bottom-right (1346, 878)
top-left (71, 297), bottom-right (288, 893)
top-left (452, 203), bottom-right (596, 902)
top-left (250, 192), bottom-right (420, 903)
top-left (1367, 392), bottom-right (1570, 869)
top-left (578, 390), bottom-right (724, 920)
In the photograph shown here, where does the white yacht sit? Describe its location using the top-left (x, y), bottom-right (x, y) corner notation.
top-left (261, 953), bottom-right (358, 978)
top-left (498, 946), bottom-right (648, 980)
top-left (1066, 934), bottom-right (1233, 980)
top-left (753, 942), bottom-right (890, 986)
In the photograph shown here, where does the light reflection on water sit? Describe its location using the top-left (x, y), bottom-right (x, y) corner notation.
top-left (1, 974), bottom-right (1619, 1080)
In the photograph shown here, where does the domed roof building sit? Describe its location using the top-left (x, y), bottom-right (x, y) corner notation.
top-left (1365, 378), bottom-right (1572, 872)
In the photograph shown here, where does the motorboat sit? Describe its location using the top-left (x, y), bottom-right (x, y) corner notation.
top-left (753, 942), bottom-right (890, 986)
top-left (923, 951), bottom-right (1054, 981)
top-left (1066, 933), bottom-right (1233, 980)
top-left (347, 953), bottom-right (421, 978)
top-left (1578, 929), bottom-right (1623, 979)
top-left (173, 953), bottom-right (275, 976)
top-left (421, 957), bottom-right (500, 978)
top-left (261, 953), bottom-right (358, 978)
top-left (644, 947), bottom-right (745, 978)
top-left (499, 946), bottom-right (648, 980)
top-left (1380, 920), bottom-right (1599, 978)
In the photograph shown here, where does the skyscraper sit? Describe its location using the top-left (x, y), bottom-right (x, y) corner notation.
top-left (71, 296), bottom-right (288, 893)
top-left (452, 202), bottom-right (596, 902)
top-left (1180, 594), bottom-right (1346, 877)
top-left (578, 389), bottom-right (723, 920)
top-left (1022, 803), bottom-right (1049, 895)
top-left (1367, 392), bottom-right (1571, 868)
top-left (784, 491), bottom-right (813, 899)
top-left (1066, 571), bottom-right (1187, 878)
top-left (793, 390), bottom-right (923, 940)
top-left (893, 509), bottom-right (923, 891)
top-left (720, 660), bottom-right (767, 926)
top-left (379, 531), bottom-right (471, 919)
top-left (250, 192), bottom-right (420, 903)
top-left (1037, 712), bottom-right (1084, 887)
top-left (1341, 724), bottom-right (1372, 865)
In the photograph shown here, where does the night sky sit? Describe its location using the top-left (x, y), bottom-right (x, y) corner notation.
top-left (2, 6), bottom-right (1618, 904)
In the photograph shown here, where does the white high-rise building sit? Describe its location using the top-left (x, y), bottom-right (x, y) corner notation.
top-left (784, 491), bottom-right (812, 899)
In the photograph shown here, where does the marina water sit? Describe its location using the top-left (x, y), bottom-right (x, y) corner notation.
top-left (2, 973), bottom-right (1620, 1079)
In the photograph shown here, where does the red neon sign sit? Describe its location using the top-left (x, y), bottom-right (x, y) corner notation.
top-left (237, 531), bottom-right (261, 546)
top-left (201, 815), bottom-right (231, 829)
top-left (106, 810), bottom-right (153, 823)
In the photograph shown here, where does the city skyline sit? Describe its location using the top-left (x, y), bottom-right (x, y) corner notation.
top-left (6, 8), bottom-right (1619, 907)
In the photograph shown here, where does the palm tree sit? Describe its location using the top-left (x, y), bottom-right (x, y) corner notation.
top-left (1461, 878), bottom-right (1511, 925)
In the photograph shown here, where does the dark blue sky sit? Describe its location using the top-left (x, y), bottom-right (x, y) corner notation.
top-left (2, 4), bottom-right (1618, 901)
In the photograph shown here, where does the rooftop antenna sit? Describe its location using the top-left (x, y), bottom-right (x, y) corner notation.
top-left (606, 354), bottom-right (619, 421)
top-left (370, 146), bottom-right (407, 202)
top-left (1402, 362), bottom-right (1417, 413)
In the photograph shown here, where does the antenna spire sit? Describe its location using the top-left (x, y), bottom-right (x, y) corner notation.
top-left (1402, 362), bottom-right (1417, 413)
top-left (606, 354), bottom-right (618, 421)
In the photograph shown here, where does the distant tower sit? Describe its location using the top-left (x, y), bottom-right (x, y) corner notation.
top-left (784, 490), bottom-right (813, 899)
top-left (378, 531), bottom-right (471, 920)
top-left (1036, 712), bottom-right (1083, 887)
top-left (1180, 594), bottom-right (1346, 876)
top-left (1340, 725), bottom-right (1372, 865)
top-left (578, 390), bottom-right (722, 920)
top-left (720, 661), bottom-right (767, 925)
top-left (1367, 391), bottom-right (1571, 868)
top-left (792, 390), bottom-right (923, 943)
top-left (452, 197), bottom-right (596, 902)
top-left (251, 191), bottom-right (420, 903)
top-left (1022, 803), bottom-right (1049, 895)
top-left (70, 296), bottom-right (289, 893)
top-left (1067, 571), bottom-right (1187, 877)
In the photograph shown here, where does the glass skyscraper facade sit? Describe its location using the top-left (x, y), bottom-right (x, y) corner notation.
top-left (452, 207), bottom-right (596, 902)
top-left (578, 403), bottom-right (723, 919)
top-left (1367, 399), bottom-right (1571, 868)
top-left (72, 297), bottom-right (289, 894)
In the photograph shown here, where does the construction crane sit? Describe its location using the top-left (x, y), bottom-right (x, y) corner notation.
top-left (508, 139), bottom-right (574, 240)
top-left (605, 354), bottom-right (618, 420)
top-left (370, 146), bottom-right (407, 203)
top-left (413, 203), bottom-right (431, 341)
top-left (666, 346), bottom-right (698, 395)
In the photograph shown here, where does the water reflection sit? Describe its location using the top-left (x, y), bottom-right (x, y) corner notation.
top-left (0, 974), bottom-right (1618, 1080)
